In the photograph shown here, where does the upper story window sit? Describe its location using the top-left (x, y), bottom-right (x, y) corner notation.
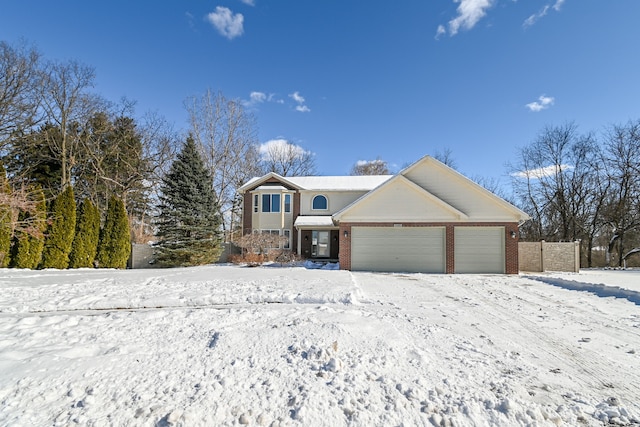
top-left (284, 194), bottom-right (291, 213)
top-left (312, 195), bottom-right (328, 210)
top-left (262, 194), bottom-right (281, 213)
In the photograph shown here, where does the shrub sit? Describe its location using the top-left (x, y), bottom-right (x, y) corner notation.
top-left (40, 186), bottom-right (77, 269)
top-left (10, 186), bottom-right (47, 269)
top-left (68, 198), bottom-right (100, 268)
top-left (96, 196), bottom-right (131, 269)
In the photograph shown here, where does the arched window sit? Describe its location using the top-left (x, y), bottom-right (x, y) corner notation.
top-left (312, 195), bottom-right (328, 210)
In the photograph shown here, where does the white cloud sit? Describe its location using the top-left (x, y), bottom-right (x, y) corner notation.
top-left (289, 91), bottom-right (305, 104)
top-left (523, 0), bottom-right (566, 28)
top-left (512, 164), bottom-right (574, 179)
top-left (243, 91), bottom-right (285, 108)
top-left (289, 91), bottom-right (310, 113)
top-left (356, 159), bottom-right (386, 167)
top-left (525, 95), bottom-right (555, 112)
top-left (553, 0), bottom-right (566, 11)
top-left (523, 5), bottom-right (550, 28)
top-left (240, 0), bottom-right (255, 5)
top-left (439, 0), bottom-right (496, 37)
top-left (258, 139), bottom-right (310, 158)
top-left (206, 7), bottom-right (244, 39)
top-left (250, 91), bottom-right (267, 103)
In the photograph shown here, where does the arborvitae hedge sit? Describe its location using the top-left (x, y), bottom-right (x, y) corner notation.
top-left (0, 163), bottom-right (12, 267)
top-left (96, 196), bottom-right (131, 268)
top-left (40, 186), bottom-right (77, 269)
top-left (68, 198), bottom-right (100, 268)
top-left (10, 186), bottom-right (47, 269)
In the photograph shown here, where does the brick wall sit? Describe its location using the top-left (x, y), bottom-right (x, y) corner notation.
top-left (339, 222), bottom-right (520, 274)
top-left (242, 192), bottom-right (252, 234)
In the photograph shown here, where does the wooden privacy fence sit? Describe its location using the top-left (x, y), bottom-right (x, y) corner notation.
top-left (519, 241), bottom-right (580, 273)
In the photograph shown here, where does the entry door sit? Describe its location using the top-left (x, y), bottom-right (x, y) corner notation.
top-left (312, 231), bottom-right (330, 258)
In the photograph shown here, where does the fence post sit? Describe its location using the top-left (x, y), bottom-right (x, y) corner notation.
top-left (540, 240), bottom-right (545, 272)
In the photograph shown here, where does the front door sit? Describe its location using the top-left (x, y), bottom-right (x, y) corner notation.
top-left (311, 230), bottom-right (330, 258)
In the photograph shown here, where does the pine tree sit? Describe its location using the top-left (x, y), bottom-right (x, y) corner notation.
top-left (0, 163), bottom-right (13, 267)
top-left (11, 186), bottom-right (47, 269)
top-left (96, 196), bottom-right (131, 268)
top-left (68, 198), bottom-right (100, 268)
top-left (40, 186), bottom-right (77, 269)
top-left (155, 135), bottom-right (222, 267)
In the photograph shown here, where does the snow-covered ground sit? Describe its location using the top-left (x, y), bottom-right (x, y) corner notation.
top-left (1, 266), bottom-right (639, 426)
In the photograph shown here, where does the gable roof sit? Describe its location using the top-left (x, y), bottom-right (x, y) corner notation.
top-left (399, 155), bottom-right (529, 222)
top-left (333, 175), bottom-right (468, 222)
top-left (239, 172), bottom-right (392, 193)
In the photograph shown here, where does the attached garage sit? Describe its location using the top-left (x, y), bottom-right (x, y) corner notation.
top-left (454, 226), bottom-right (505, 273)
top-left (351, 226), bottom-right (445, 273)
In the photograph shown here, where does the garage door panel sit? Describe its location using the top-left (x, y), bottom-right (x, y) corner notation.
top-left (351, 227), bottom-right (445, 273)
top-left (455, 227), bottom-right (504, 273)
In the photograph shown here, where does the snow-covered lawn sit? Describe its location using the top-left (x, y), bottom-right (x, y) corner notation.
top-left (1, 266), bottom-right (639, 426)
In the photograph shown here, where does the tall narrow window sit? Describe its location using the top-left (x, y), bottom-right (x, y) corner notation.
top-left (271, 194), bottom-right (281, 213)
top-left (254, 194), bottom-right (258, 213)
top-left (284, 194), bottom-right (291, 213)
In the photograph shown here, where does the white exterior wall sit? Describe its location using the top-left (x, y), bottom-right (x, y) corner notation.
top-left (404, 163), bottom-right (520, 221)
top-left (299, 190), bottom-right (368, 216)
top-left (336, 178), bottom-right (463, 222)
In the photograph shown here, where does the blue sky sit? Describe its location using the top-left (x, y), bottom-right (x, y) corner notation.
top-left (2, 0), bottom-right (639, 187)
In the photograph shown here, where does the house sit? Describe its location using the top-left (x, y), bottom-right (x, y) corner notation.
top-left (238, 155), bottom-right (530, 274)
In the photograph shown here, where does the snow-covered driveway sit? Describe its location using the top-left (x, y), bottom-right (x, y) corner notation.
top-left (0, 266), bottom-right (638, 426)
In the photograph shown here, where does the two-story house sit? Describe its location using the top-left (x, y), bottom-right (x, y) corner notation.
top-left (239, 155), bottom-right (529, 274)
top-left (239, 173), bottom-right (391, 260)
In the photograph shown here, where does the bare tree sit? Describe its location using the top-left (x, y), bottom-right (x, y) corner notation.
top-left (0, 40), bottom-right (42, 147)
top-left (433, 148), bottom-right (457, 169)
top-left (39, 59), bottom-right (99, 188)
top-left (509, 122), bottom-right (602, 247)
top-left (185, 89), bottom-right (262, 237)
top-left (259, 139), bottom-right (316, 176)
top-left (602, 119), bottom-right (640, 266)
top-left (350, 157), bottom-right (390, 175)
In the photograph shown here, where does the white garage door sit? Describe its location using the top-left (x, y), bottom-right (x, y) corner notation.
top-left (351, 227), bottom-right (445, 273)
top-left (454, 227), bottom-right (505, 273)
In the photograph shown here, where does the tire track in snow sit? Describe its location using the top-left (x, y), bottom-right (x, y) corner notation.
top-left (461, 276), bottom-right (640, 400)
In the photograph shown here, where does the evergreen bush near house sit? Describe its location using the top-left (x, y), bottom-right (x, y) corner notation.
top-left (40, 186), bottom-right (77, 269)
top-left (68, 198), bottom-right (100, 268)
top-left (96, 196), bottom-right (131, 269)
top-left (10, 186), bottom-right (47, 269)
top-left (155, 135), bottom-right (222, 267)
top-left (0, 163), bottom-right (13, 267)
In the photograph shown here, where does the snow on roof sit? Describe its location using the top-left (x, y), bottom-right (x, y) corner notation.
top-left (286, 175), bottom-right (392, 191)
top-left (294, 216), bottom-right (335, 227)
top-left (255, 185), bottom-right (289, 191)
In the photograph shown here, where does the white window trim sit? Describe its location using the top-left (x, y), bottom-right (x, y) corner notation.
top-left (311, 194), bottom-right (328, 211)
top-left (284, 194), bottom-right (292, 214)
top-left (261, 193), bottom-right (281, 213)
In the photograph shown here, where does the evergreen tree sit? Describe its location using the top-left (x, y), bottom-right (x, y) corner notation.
top-left (10, 186), bottom-right (46, 269)
top-left (40, 186), bottom-right (76, 269)
top-left (155, 135), bottom-right (222, 267)
top-left (96, 196), bottom-right (131, 268)
top-left (0, 163), bottom-right (13, 267)
top-left (68, 198), bottom-right (100, 268)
